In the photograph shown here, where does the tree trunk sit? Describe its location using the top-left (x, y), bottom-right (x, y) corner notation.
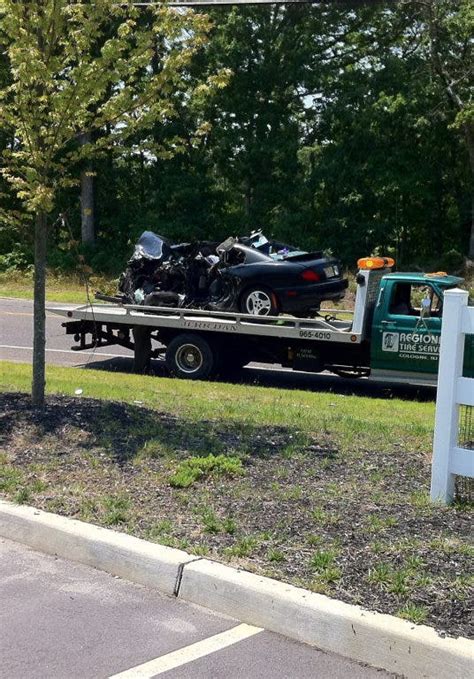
top-left (32, 210), bottom-right (47, 407)
top-left (469, 192), bottom-right (474, 261)
top-left (463, 123), bottom-right (474, 259)
top-left (80, 132), bottom-right (95, 244)
top-left (80, 168), bottom-right (95, 244)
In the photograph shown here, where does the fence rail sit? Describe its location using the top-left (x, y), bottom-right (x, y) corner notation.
top-left (431, 288), bottom-right (474, 503)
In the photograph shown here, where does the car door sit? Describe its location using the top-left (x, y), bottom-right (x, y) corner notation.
top-left (371, 280), bottom-right (442, 376)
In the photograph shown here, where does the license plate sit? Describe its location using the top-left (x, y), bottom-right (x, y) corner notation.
top-left (324, 265), bottom-right (338, 278)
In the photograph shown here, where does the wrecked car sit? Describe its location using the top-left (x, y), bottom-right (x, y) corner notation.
top-left (114, 230), bottom-right (348, 317)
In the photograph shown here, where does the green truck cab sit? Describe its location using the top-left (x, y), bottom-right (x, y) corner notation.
top-left (369, 271), bottom-right (473, 385)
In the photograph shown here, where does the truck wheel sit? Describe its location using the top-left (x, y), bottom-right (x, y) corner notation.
top-left (240, 287), bottom-right (278, 316)
top-left (165, 334), bottom-right (216, 379)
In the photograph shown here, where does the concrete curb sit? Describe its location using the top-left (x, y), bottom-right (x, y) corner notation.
top-left (0, 500), bottom-right (195, 596)
top-left (1, 501), bottom-right (472, 678)
top-left (180, 559), bottom-right (473, 679)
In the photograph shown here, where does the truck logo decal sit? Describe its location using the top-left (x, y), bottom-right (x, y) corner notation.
top-left (183, 320), bottom-right (238, 332)
top-left (382, 332), bottom-right (399, 352)
top-left (382, 331), bottom-right (440, 359)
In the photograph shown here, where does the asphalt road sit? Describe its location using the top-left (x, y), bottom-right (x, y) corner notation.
top-left (0, 296), bottom-right (434, 401)
top-left (1, 538), bottom-right (393, 679)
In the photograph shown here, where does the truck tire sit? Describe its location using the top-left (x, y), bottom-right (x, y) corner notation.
top-left (165, 334), bottom-right (216, 380)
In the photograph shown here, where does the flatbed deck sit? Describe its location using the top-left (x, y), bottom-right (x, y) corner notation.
top-left (48, 302), bottom-right (360, 345)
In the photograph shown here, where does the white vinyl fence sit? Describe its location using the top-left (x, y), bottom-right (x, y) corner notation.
top-left (431, 288), bottom-right (474, 504)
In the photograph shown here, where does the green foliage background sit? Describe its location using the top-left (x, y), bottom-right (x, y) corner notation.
top-left (0, 2), bottom-right (472, 274)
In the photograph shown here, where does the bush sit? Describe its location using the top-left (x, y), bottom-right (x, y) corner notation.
top-left (435, 249), bottom-right (465, 275)
top-left (0, 244), bottom-right (32, 272)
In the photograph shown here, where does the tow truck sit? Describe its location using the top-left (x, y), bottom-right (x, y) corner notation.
top-left (48, 257), bottom-right (473, 386)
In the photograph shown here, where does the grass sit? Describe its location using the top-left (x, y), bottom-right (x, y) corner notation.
top-left (0, 269), bottom-right (116, 303)
top-left (0, 362), bottom-right (436, 455)
top-left (310, 548), bottom-right (339, 572)
top-left (169, 454), bottom-right (244, 489)
top-left (396, 603), bottom-right (429, 625)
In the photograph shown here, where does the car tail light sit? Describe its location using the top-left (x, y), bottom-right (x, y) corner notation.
top-left (301, 269), bottom-right (320, 282)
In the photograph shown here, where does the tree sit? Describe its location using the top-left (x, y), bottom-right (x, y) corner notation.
top-left (0, 0), bottom-right (224, 406)
top-left (405, 0), bottom-right (474, 257)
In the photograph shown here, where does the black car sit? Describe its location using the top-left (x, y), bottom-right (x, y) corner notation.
top-left (116, 231), bottom-right (348, 317)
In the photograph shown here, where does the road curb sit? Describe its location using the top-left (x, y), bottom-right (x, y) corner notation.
top-left (0, 500), bottom-right (195, 596)
top-left (179, 558), bottom-right (473, 679)
top-left (1, 501), bottom-right (472, 678)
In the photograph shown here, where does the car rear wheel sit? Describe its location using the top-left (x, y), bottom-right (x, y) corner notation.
top-left (240, 287), bottom-right (278, 316)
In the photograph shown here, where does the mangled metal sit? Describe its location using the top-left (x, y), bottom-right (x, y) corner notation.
top-left (112, 230), bottom-right (348, 317)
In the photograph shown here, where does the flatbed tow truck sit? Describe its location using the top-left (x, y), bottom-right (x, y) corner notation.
top-left (48, 257), bottom-right (473, 386)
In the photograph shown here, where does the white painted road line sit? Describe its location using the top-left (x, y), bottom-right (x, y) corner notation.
top-left (0, 344), bottom-right (126, 358)
top-left (108, 623), bottom-right (264, 678)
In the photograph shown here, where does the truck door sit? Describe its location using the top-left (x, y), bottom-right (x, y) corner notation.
top-left (371, 280), bottom-right (442, 377)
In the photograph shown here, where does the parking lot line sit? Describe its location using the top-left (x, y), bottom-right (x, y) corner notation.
top-left (108, 623), bottom-right (263, 679)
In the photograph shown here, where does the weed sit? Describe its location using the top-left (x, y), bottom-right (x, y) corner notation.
top-left (307, 534), bottom-right (323, 547)
top-left (14, 487), bottom-right (31, 504)
top-left (267, 549), bottom-right (285, 563)
top-left (313, 506), bottom-right (340, 527)
top-left (148, 519), bottom-right (173, 541)
top-left (312, 507), bottom-right (328, 523)
top-left (388, 569), bottom-right (410, 596)
top-left (451, 574), bottom-right (474, 600)
top-left (366, 514), bottom-right (399, 532)
top-left (367, 563), bottom-right (392, 585)
top-left (222, 517), bottom-right (237, 535)
top-left (320, 566), bottom-right (342, 583)
top-left (201, 507), bottom-right (221, 534)
top-left (226, 535), bottom-right (258, 558)
top-left (405, 555), bottom-right (425, 571)
top-left (0, 466), bottom-right (24, 493)
top-left (309, 579), bottom-right (330, 595)
top-left (192, 544), bottom-right (210, 556)
top-left (138, 439), bottom-right (167, 459)
top-left (31, 479), bottom-right (47, 493)
top-left (370, 541), bottom-right (385, 555)
top-left (396, 603), bottom-right (428, 624)
top-left (169, 454), bottom-right (243, 488)
top-left (310, 549), bottom-right (338, 572)
top-left (325, 482), bottom-right (339, 496)
top-left (415, 573), bottom-right (432, 588)
top-left (102, 495), bottom-right (130, 526)
top-left (282, 486), bottom-right (303, 501)
top-left (409, 490), bottom-right (431, 509)
top-left (79, 498), bottom-right (99, 522)
top-left (428, 537), bottom-right (473, 557)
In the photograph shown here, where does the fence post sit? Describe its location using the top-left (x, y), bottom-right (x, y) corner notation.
top-left (430, 288), bottom-right (469, 504)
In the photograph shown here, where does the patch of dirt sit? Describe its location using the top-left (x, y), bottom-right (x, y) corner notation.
top-left (1, 393), bottom-right (472, 639)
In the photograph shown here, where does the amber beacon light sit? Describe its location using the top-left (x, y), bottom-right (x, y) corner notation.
top-left (357, 256), bottom-right (395, 270)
